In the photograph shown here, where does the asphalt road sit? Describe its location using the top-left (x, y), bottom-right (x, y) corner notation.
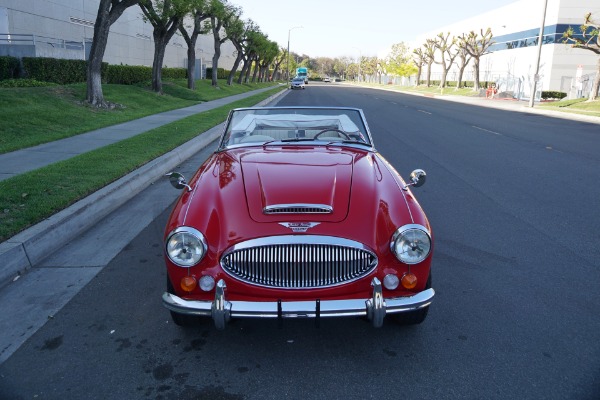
top-left (1, 83), bottom-right (599, 400)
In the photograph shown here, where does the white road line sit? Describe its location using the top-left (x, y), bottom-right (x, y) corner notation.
top-left (472, 125), bottom-right (502, 135)
top-left (418, 110), bottom-right (432, 114)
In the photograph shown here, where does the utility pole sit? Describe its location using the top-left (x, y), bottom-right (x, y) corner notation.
top-left (286, 26), bottom-right (302, 83)
top-left (529, 0), bottom-right (548, 108)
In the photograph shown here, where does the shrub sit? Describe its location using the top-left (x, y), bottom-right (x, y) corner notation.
top-left (105, 64), bottom-right (152, 85)
top-left (542, 91), bottom-right (567, 100)
top-left (162, 67), bottom-right (186, 79)
top-left (206, 67), bottom-right (228, 79)
top-left (0, 56), bottom-right (19, 80)
top-left (20, 57), bottom-right (109, 84)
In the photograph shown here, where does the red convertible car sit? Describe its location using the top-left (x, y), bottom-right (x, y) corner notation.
top-left (163, 107), bottom-right (434, 329)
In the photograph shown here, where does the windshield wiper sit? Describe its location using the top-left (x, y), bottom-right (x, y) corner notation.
top-left (280, 138), bottom-right (316, 142)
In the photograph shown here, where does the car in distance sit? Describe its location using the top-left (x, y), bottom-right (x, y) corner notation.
top-left (163, 107), bottom-right (434, 330)
top-left (290, 77), bottom-right (306, 89)
top-left (323, 77), bottom-right (331, 82)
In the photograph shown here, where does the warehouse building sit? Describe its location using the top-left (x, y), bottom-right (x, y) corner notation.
top-left (0, 0), bottom-right (237, 78)
top-left (413, 0), bottom-right (599, 99)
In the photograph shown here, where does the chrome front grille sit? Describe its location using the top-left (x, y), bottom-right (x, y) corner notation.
top-left (220, 236), bottom-right (377, 289)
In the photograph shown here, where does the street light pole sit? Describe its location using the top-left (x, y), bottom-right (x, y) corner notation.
top-left (529, 0), bottom-right (548, 108)
top-left (286, 26), bottom-right (302, 83)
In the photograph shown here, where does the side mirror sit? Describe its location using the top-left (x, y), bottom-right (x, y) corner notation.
top-left (403, 169), bottom-right (426, 191)
top-left (166, 172), bottom-right (192, 192)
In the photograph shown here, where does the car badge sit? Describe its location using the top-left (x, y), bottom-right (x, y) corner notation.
top-left (279, 222), bottom-right (320, 233)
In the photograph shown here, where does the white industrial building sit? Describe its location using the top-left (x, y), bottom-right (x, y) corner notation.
top-left (0, 0), bottom-right (237, 78)
top-left (413, 0), bottom-right (599, 99)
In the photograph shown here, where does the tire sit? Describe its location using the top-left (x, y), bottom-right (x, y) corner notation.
top-left (167, 277), bottom-right (201, 327)
top-left (390, 272), bottom-right (432, 326)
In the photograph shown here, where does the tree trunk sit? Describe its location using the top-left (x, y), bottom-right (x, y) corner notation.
top-left (473, 58), bottom-right (481, 91)
top-left (152, 38), bottom-right (167, 93)
top-left (416, 65), bottom-right (422, 86)
top-left (227, 53), bottom-right (243, 85)
top-left (237, 58), bottom-right (248, 84)
top-left (185, 43), bottom-right (196, 90)
top-left (457, 66), bottom-right (466, 89)
top-left (590, 57), bottom-right (600, 101)
top-left (86, 0), bottom-right (138, 107)
top-left (86, 13), bottom-right (110, 107)
top-left (426, 61), bottom-right (433, 87)
top-left (251, 61), bottom-right (259, 83)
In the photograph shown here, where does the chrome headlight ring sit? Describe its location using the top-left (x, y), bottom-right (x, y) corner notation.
top-left (165, 227), bottom-right (208, 267)
top-left (390, 224), bottom-right (431, 265)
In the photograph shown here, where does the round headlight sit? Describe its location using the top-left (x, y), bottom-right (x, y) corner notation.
top-left (166, 227), bottom-right (207, 267)
top-left (391, 225), bottom-right (431, 264)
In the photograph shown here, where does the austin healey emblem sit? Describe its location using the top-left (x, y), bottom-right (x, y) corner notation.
top-left (279, 222), bottom-right (320, 233)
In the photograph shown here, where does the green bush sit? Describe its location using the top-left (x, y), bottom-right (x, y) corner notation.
top-left (21, 57), bottom-right (110, 84)
top-left (0, 78), bottom-right (57, 88)
top-left (0, 56), bottom-right (19, 80)
top-left (542, 91), bottom-right (567, 100)
top-left (206, 67), bottom-right (228, 79)
top-left (105, 64), bottom-right (186, 84)
top-left (162, 67), bottom-right (186, 79)
top-left (105, 64), bottom-right (152, 85)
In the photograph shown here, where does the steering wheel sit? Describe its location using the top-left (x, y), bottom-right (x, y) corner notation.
top-left (314, 128), bottom-right (351, 140)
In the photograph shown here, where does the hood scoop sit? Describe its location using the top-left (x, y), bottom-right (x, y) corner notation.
top-left (263, 204), bottom-right (333, 215)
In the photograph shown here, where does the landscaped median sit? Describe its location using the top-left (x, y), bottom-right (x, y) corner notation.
top-left (0, 86), bottom-right (287, 285)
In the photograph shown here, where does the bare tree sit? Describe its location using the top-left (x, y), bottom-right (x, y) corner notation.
top-left (423, 39), bottom-right (437, 87)
top-left (412, 48), bottom-right (426, 86)
top-left (434, 32), bottom-right (459, 88)
top-left (563, 12), bottom-right (600, 100)
top-left (454, 41), bottom-right (472, 89)
top-left (86, 0), bottom-right (140, 107)
top-left (459, 28), bottom-right (494, 91)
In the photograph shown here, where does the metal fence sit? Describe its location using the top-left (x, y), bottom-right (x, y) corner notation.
top-left (0, 33), bottom-right (85, 50)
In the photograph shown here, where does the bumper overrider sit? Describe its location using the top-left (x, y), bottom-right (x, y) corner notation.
top-left (163, 277), bottom-right (435, 329)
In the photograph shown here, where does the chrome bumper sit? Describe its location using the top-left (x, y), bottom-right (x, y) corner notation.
top-left (162, 278), bottom-right (434, 330)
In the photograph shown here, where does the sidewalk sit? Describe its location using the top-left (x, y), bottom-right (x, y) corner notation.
top-left (0, 86), bottom-right (289, 286)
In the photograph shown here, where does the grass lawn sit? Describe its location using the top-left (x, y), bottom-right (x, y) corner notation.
top-left (0, 79), bottom-right (279, 154)
top-left (538, 98), bottom-right (600, 118)
top-left (0, 86), bottom-right (284, 241)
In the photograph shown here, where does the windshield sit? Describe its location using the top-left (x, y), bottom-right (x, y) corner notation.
top-left (219, 107), bottom-right (373, 149)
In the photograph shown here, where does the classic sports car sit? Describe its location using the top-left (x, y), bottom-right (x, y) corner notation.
top-left (163, 107), bottom-right (434, 329)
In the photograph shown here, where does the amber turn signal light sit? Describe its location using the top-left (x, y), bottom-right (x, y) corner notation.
top-left (401, 273), bottom-right (418, 289)
top-left (180, 276), bottom-right (197, 292)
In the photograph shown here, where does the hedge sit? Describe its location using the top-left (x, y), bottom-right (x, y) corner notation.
top-left (541, 91), bottom-right (567, 100)
top-left (206, 67), bottom-right (228, 79)
top-left (12, 57), bottom-right (187, 85)
top-left (0, 56), bottom-right (19, 80)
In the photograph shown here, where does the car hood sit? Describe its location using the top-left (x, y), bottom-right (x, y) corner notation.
top-left (168, 146), bottom-right (427, 254)
top-left (240, 148), bottom-right (353, 223)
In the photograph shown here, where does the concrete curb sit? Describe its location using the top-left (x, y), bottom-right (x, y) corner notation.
top-left (0, 88), bottom-right (288, 287)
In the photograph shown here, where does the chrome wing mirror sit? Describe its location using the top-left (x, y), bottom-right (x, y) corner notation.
top-left (166, 172), bottom-right (192, 192)
top-left (403, 169), bottom-right (426, 191)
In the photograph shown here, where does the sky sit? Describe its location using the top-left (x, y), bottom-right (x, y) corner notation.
top-left (229, 0), bottom-right (519, 59)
